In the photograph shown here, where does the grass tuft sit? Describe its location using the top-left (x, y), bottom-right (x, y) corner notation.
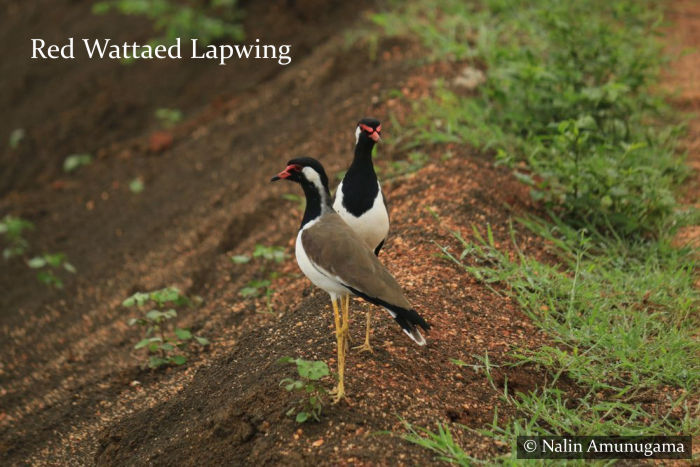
top-left (373, 0), bottom-right (687, 236)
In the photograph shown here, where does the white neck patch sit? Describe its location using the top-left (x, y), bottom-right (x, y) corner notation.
top-left (302, 166), bottom-right (329, 210)
top-left (355, 126), bottom-right (361, 144)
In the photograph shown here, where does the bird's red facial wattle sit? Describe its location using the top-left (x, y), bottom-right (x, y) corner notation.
top-left (271, 164), bottom-right (302, 181)
top-left (359, 123), bottom-right (381, 142)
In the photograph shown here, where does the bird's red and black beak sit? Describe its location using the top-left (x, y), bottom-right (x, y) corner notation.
top-left (271, 164), bottom-right (301, 182)
top-left (359, 123), bottom-right (382, 142)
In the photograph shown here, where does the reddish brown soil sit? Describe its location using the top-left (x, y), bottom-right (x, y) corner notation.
top-left (0, 1), bottom-right (697, 465)
top-left (665, 0), bottom-right (700, 253)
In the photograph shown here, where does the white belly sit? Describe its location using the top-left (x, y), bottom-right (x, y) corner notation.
top-left (333, 182), bottom-right (389, 251)
top-left (295, 224), bottom-right (347, 298)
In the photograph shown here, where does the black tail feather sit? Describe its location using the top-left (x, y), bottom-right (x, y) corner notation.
top-left (345, 286), bottom-right (430, 344)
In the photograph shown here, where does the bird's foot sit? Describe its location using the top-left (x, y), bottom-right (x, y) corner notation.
top-left (352, 341), bottom-right (373, 354)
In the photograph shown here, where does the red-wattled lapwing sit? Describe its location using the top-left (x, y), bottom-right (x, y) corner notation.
top-left (333, 118), bottom-right (389, 353)
top-left (271, 157), bottom-right (429, 402)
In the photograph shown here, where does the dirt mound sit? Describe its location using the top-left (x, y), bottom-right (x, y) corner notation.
top-left (93, 157), bottom-right (553, 465)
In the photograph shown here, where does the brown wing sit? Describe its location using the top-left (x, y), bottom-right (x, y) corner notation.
top-left (301, 213), bottom-right (411, 309)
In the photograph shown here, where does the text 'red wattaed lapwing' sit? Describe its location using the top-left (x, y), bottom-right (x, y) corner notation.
top-left (333, 118), bottom-right (389, 353)
top-left (271, 157), bottom-right (429, 402)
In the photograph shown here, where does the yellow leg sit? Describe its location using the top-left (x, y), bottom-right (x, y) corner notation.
top-left (353, 310), bottom-right (373, 353)
top-left (342, 295), bottom-right (350, 352)
top-left (330, 298), bottom-right (345, 403)
top-left (342, 295), bottom-right (351, 352)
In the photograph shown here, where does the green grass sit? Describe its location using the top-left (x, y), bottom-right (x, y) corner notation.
top-left (418, 218), bottom-right (698, 463)
top-left (440, 220), bottom-right (698, 394)
top-left (400, 420), bottom-right (482, 465)
top-left (371, 0), bottom-right (687, 236)
top-left (365, 0), bottom-right (699, 463)
top-left (438, 219), bottom-right (699, 426)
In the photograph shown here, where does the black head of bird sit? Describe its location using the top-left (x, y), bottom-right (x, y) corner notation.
top-left (271, 157), bottom-right (332, 229)
top-left (271, 157), bottom-right (330, 188)
top-left (355, 117), bottom-right (381, 145)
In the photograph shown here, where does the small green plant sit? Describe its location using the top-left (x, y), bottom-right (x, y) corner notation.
top-left (0, 215), bottom-right (34, 259)
top-left (27, 253), bottom-right (76, 288)
top-left (384, 151), bottom-right (429, 179)
top-left (233, 244), bottom-right (290, 312)
top-left (279, 357), bottom-right (330, 423)
top-left (239, 278), bottom-right (271, 298)
top-left (63, 153), bottom-right (93, 173)
top-left (9, 128), bottom-right (25, 149)
top-left (124, 287), bottom-right (209, 369)
top-left (93, 0), bottom-right (244, 49)
top-left (1, 216), bottom-right (76, 288)
top-left (252, 244), bottom-right (288, 263)
top-left (230, 254), bottom-right (251, 264)
top-left (154, 108), bottom-right (183, 128)
top-left (129, 178), bottom-right (145, 193)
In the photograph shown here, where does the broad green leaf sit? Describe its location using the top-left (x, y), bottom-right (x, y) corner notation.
top-left (36, 271), bottom-right (62, 288)
top-left (297, 360), bottom-right (330, 380)
top-left (44, 253), bottom-right (66, 267)
top-left (170, 355), bottom-right (187, 365)
top-left (174, 328), bottom-right (192, 340)
top-left (150, 287), bottom-right (181, 305)
top-left (145, 310), bottom-right (163, 321)
top-left (135, 337), bottom-right (160, 349)
top-left (194, 336), bottom-right (210, 346)
top-left (148, 356), bottom-right (168, 368)
top-left (1, 216), bottom-right (20, 235)
top-left (27, 257), bottom-right (46, 268)
top-left (154, 108), bottom-right (183, 128)
top-left (231, 255), bottom-right (251, 264)
top-left (91, 2), bottom-right (111, 14)
top-left (248, 279), bottom-right (271, 288)
top-left (9, 129), bottom-right (25, 149)
top-left (122, 292), bottom-right (150, 307)
top-left (239, 286), bottom-right (260, 297)
top-left (63, 154), bottom-right (92, 173)
top-left (295, 412), bottom-right (309, 423)
top-left (129, 178), bottom-right (144, 194)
